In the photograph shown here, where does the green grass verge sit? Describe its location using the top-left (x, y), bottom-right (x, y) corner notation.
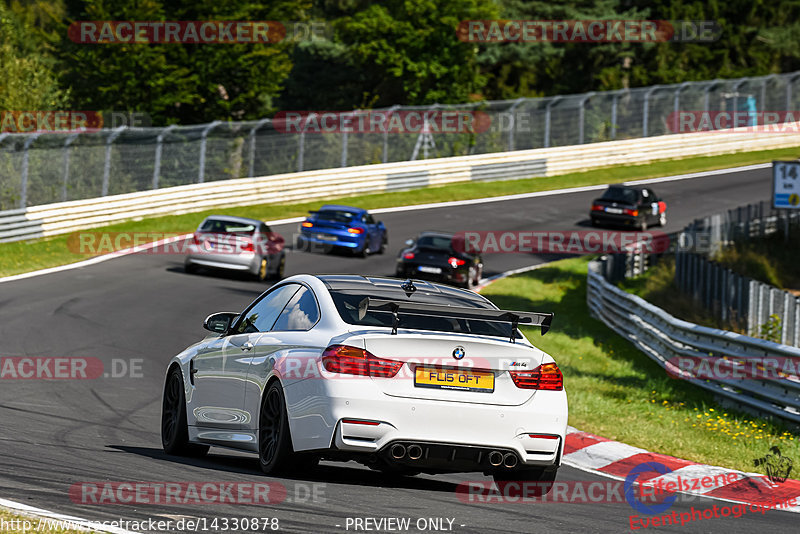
top-left (3, 145), bottom-right (800, 278)
top-left (480, 256), bottom-right (798, 473)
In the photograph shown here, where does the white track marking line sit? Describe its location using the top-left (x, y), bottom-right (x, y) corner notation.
top-left (562, 441), bottom-right (649, 470)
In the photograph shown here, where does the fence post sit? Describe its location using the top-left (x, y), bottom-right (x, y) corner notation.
top-left (507, 98), bottom-right (525, 151)
top-left (62, 133), bottom-right (80, 201)
top-left (382, 105), bottom-right (400, 163)
top-left (544, 96), bottom-right (561, 148)
top-left (672, 82), bottom-right (690, 133)
top-left (795, 298), bottom-right (800, 347)
top-left (782, 291), bottom-right (790, 345)
top-left (642, 86), bottom-right (659, 136)
top-left (197, 121), bottom-right (221, 184)
top-left (153, 124), bottom-right (176, 189)
top-left (578, 92), bottom-right (595, 144)
top-left (247, 119), bottom-right (270, 178)
top-left (610, 92), bottom-right (619, 140)
top-left (101, 126), bottom-right (126, 196)
top-left (341, 110), bottom-right (358, 167)
top-left (19, 133), bottom-right (42, 208)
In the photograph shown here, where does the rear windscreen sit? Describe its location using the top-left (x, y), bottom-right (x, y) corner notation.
top-left (315, 210), bottom-right (358, 223)
top-left (199, 220), bottom-right (256, 235)
top-left (600, 187), bottom-right (638, 204)
top-left (328, 290), bottom-right (520, 339)
top-left (416, 235), bottom-right (452, 250)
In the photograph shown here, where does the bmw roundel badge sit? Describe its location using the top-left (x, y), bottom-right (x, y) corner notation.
top-left (452, 346), bottom-right (466, 360)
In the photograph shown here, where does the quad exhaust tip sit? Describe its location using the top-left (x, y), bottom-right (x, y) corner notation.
top-left (390, 444), bottom-right (406, 459)
top-left (503, 453), bottom-right (518, 468)
top-left (407, 444), bottom-right (423, 460)
top-left (488, 451), bottom-right (504, 467)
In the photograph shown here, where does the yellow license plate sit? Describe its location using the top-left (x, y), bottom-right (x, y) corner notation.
top-left (414, 367), bottom-right (494, 393)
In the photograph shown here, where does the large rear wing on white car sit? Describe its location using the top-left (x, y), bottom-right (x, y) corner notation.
top-left (357, 297), bottom-right (553, 341)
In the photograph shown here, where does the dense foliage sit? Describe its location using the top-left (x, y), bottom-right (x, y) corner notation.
top-left (1, 0), bottom-right (799, 124)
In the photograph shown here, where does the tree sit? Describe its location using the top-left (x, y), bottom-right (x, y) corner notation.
top-left (0, 2), bottom-right (68, 110)
top-left (279, 0), bottom-right (498, 110)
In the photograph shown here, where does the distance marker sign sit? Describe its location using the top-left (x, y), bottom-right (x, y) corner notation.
top-left (773, 161), bottom-right (800, 209)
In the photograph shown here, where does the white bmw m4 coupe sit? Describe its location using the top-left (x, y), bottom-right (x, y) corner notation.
top-left (161, 275), bottom-right (568, 483)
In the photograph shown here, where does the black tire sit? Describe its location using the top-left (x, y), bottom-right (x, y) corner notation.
top-left (271, 254), bottom-right (286, 280)
top-left (378, 234), bottom-right (388, 254)
top-left (258, 381), bottom-right (297, 475)
top-left (357, 241), bottom-right (370, 258)
top-left (161, 367), bottom-right (209, 457)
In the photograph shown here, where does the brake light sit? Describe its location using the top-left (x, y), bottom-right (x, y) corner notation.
top-left (301, 221), bottom-right (313, 228)
top-left (528, 434), bottom-right (560, 440)
top-left (342, 419), bottom-right (381, 426)
top-left (321, 345), bottom-right (403, 378)
top-left (403, 252), bottom-right (415, 259)
top-left (624, 209), bottom-right (639, 216)
top-left (240, 241), bottom-right (254, 252)
top-left (448, 257), bottom-right (466, 268)
top-left (347, 227), bottom-right (364, 234)
top-left (193, 233), bottom-right (202, 245)
top-left (591, 204), bottom-right (604, 211)
top-left (509, 362), bottom-right (563, 390)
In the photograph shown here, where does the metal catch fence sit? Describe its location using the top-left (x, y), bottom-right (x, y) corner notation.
top-left (3, 71), bottom-right (800, 211)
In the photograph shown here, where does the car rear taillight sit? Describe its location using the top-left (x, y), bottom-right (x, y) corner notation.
top-left (241, 241), bottom-right (254, 252)
top-left (528, 433), bottom-right (559, 439)
top-left (321, 345), bottom-right (403, 378)
top-left (448, 257), bottom-right (466, 268)
top-left (509, 362), bottom-right (563, 390)
top-left (301, 221), bottom-right (313, 228)
top-left (624, 208), bottom-right (639, 216)
top-left (347, 227), bottom-right (364, 234)
top-left (341, 418), bottom-right (381, 426)
top-left (591, 204), bottom-right (604, 211)
top-left (403, 252), bottom-right (415, 259)
top-left (193, 233), bottom-right (202, 245)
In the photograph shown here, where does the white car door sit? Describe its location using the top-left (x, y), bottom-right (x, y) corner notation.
top-left (188, 283), bottom-right (300, 430)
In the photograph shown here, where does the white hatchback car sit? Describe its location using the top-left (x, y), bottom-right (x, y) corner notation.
top-left (161, 275), bottom-right (567, 483)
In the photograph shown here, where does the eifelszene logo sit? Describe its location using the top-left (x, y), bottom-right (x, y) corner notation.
top-left (753, 446), bottom-right (793, 484)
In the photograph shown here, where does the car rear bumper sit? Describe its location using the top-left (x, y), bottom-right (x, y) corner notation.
top-left (299, 231), bottom-right (362, 249)
top-left (396, 264), bottom-right (468, 284)
top-left (185, 252), bottom-right (260, 274)
top-left (590, 212), bottom-right (642, 227)
top-left (284, 378), bottom-right (567, 469)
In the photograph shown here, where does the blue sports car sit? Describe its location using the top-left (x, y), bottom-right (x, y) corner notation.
top-left (297, 205), bottom-right (387, 257)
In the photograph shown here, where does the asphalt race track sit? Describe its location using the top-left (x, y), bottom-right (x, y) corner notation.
top-left (0, 165), bottom-right (796, 533)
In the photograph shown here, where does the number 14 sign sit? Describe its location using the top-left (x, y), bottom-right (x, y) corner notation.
top-left (773, 161), bottom-right (800, 209)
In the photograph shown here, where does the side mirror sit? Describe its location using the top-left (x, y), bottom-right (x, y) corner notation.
top-left (203, 312), bottom-right (238, 334)
top-left (405, 239), bottom-right (414, 247)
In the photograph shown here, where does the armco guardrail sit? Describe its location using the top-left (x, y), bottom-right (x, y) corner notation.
top-left (2, 125), bottom-right (800, 242)
top-left (587, 258), bottom-right (800, 426)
